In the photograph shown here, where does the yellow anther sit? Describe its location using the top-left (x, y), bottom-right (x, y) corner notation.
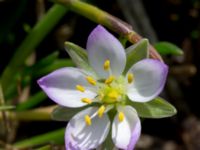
top-left (85, 115), bottom-right (92, 126)
top-left (98, 105), bottom-right (106, 118)
top-left (108, 90), bottom-right (119, 100)
top-left (86, 76), bottom-right (96, 85)
top-left (127, 73), bottom-right (134, 84)
top-left (118, 112), bottom-right (125, 122)
top-left (105, 76), bottom-right (115, 84)
top-left (76, 85), bottom-right (85, 92)
top-left (104, 60), bottom-right (110, 70)
top-left (81, 98), bottom-right (92, 104)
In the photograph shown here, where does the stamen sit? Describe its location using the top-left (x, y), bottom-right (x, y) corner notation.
top-left (85, 115), bottom-right (92, 126)
top-left (128, 73), bottom-right (134, 84)
top-left (108, 90), bottom-right (119, 100)
top-left (81, 98), bottom-right (92, 104)
top-left (86, 76), bottom-right (96, 85)
top-left (105, 75), bottom-right (115, 85)
top-left (118, 112), bottom-right (125, 122)
top-left (104, 60), bottom-right (110, 70)
top-left (76, 85), bottom-right (85, 92)
top-left (98, 105), bottom-right (105, 118)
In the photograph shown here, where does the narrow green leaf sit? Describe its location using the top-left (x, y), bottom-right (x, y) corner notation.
top-left (51, 106), bottom-right (84, 121)
top-left (16, 92), bottom-right (47, 111)
top-left (129, 97), bottom-right (177, 118)
top-left (23, 52), bottom-right (59, 77)
top-left (124, 39), bottom-right (149, 73)
top-left (64, 42), bottom-right (96, 76)
top-left (154, 41), bottom-right (183, 56)
top-left (32, 51), bottom-right (59, 70)
top-left (32, 59), bottom-right (74, 78)
top-left (36, 145), bottom-right (51, 150)
top-left (1, 4), bottom-right (68, 93)
top-left (13, 128), bottom-right (65, 149)
top-left (0, 105), bottom-right (15, 110)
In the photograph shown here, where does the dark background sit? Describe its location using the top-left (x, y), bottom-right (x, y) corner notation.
top-left (0, 0), bottom-right (200, 149)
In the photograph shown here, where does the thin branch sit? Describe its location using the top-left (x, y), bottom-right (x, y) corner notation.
top-left (54, 0), bottom-right (163, 61)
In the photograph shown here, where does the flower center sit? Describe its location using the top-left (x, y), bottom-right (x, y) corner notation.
top-left (77, 60), bottom-right (134, 125)
top-left (98, 76), bottom-right (126, 104)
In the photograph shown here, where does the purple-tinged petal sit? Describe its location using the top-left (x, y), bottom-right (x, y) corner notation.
top-left (127, 121), bottom-right (141, 150)
top-left (127, 59), bottom-right (168, 102)
top-left (112, 106), bottom-right (141, 149)
top-left (65, 107), bottom-right (110, 150)
top-left (37, 67), bottom-right (96, 108)
top-left (87, 25), bottom-right (126, 78)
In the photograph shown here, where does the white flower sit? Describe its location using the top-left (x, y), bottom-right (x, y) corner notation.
top-left (38, 25), bottom-right (168, 150)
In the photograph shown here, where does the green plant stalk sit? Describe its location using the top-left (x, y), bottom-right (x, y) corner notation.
top-left (15, 106), bottom-right (55, 121)
top-left (1, 4), bottom-right (68, 93)
top-left (0, 106), bottom-right (56, 121)
top-left (55, 0), bottom-right (163, 61)
top-left (13, 128), bottom-right (65, 149)
top-left (0, 84), bottom-right (5, 105)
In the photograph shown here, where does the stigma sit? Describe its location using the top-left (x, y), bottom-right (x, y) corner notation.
top-left (108, 90), bottom-right (119, 100)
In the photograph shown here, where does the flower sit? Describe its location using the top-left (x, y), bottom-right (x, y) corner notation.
top-left (37, 25), bottom-right (168, 150)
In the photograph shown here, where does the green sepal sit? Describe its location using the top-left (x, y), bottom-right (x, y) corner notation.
top-left (64, 42), bottom-right (97, 76)
top-left (154, 41), bottom-right (183, 56)
top-left (129, 97), bottom-right (177, 118)
top-left (51, 106), bottom-right (85, 121)
top-left (101, 129), bottom-right (115, 150)
top-left (124, 39), bottom-right (149, 74)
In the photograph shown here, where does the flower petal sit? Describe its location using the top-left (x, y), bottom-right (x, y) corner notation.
top-left (37, 67), bottom-right (97, 108)
top-left (127, 59), bottom-right (168, 102)
top-left (112, 106), bottom-right (141, 149)
top-left (87, 25), bottom-right (126, 78)
top-left (65, 107), bottom-right (110, 150)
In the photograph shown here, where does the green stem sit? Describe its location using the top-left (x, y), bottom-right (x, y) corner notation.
top-left (55, 0), bottom-right (163, 61)
top-left (1, 4), bottom-right (68, 93)
top-left (0, 84), bottom-right (5, 105)
top-left (13, 128), bottom-right (65, 149)
top-left (15, 106), bottom-right (55, 121)
top-left (0, 106), bottom-right (56, 121)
